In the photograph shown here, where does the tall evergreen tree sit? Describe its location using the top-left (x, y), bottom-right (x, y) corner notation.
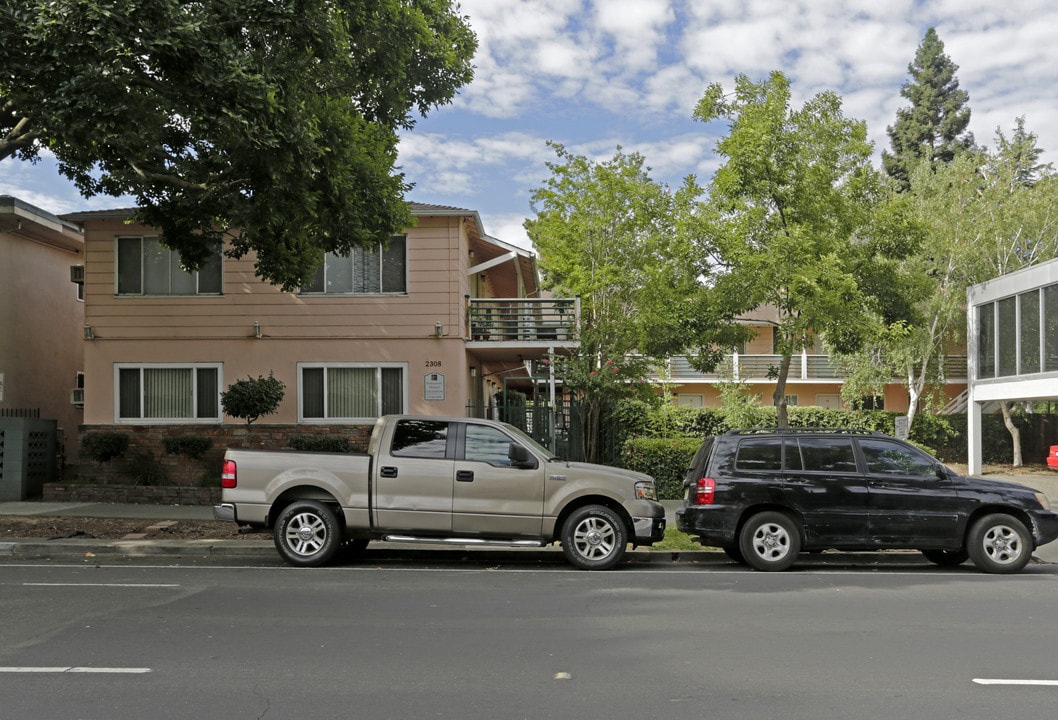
top-left (883, 27), bottom-right (974, 190)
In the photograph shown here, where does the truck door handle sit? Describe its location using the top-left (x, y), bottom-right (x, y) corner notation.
top-left (380, 466), bottom-right (398, 478)
top-left (456, 470), bottom-right (474, 482)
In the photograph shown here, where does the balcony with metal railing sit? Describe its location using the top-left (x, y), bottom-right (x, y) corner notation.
top-left (466, 297), bottom-right (580, 348)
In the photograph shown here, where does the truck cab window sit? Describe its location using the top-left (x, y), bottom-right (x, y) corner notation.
top-left (464, 425), bottom-right (515, 466)
top-left (390, 419), bottom-right (450, 459)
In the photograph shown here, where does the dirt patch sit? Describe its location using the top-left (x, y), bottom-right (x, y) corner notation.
top-left (1, 516), bottom-right (269, 541)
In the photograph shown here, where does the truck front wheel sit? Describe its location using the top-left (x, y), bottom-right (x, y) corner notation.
top-left (561, 505), bottom-right (627, 570)
top-left (274, 500), bottom-right (341, 567)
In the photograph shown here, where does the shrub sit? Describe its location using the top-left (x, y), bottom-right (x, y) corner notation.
top-left (289, 435), bottom-right (351, 453)
top-left (221, 371), bottom-right (286, 426)
top-left (163, 436), bottom-right (213, 459)
top-left (623, 436), bottom-right (701, 500)
top-left (80, 431), bottom-right (130, 464)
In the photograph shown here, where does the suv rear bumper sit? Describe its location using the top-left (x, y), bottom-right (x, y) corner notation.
top-left (676, 504), bottom-right (739, 546)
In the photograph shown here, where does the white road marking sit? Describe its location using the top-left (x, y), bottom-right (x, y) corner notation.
top-left (22, 583), bottom-right (179, 588)
top-left (974, 678), bottom-right (1058, 686)
top-left (0, 667), bottom-right (151, 674)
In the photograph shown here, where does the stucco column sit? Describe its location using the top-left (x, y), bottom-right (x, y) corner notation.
top-left (968, 399), bottom-right (983, 476)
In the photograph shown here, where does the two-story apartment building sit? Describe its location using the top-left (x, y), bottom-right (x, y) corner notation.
top-left (64, 203), bottom-right (580, 477)
top-left (655, 305), bottom-right (968, 412)
top-left (0, 196), bottom-right (85, 476)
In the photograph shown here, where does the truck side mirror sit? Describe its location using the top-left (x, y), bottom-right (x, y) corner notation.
top-left (508, 444), bottom-right (538, 469)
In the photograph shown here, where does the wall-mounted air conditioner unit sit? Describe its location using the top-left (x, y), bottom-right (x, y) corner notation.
top-left (70, 265), bottom-right (85, 283)
top-left (70, 388), bottom-right (85, 406)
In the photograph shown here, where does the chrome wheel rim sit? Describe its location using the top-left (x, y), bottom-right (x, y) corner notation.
top-left (982, 524), bottom-right (1024, 566)
top-left (285, 512), bottom-right (328, 556)
top-left (573, 516), bottom-right (616, 561)
top-left (750, 521), bottom-right (791, 562)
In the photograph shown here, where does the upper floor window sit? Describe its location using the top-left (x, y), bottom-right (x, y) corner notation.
top-left (301, 236), bottom-right (407, 295)
top-left (116, 364), bottom-right (221, 422)
top-left (117, 236), bottom-right (222, 295)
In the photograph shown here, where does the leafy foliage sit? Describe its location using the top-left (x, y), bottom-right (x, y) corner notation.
top-left (692, 71), bottom-right (922, 427)
top-left (162, 436), bottom-right (214, 460)
top-left (80, 431), bottom-right (130, 464)
top-left (221, 372), bottom-right (286, 426)
top-left (882, 27), bottom-right (975, 190)
top-left (1, 1), bottom-right (476, 290)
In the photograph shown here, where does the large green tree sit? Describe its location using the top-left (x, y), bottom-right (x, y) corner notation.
top-left (882, 27), bottom-right (974, 190)
top-left (693, 72), bottom-right (922, 428)
top-left (1, 0), bottom-right (476, 290)
top-left (525, 143), bottom-right (699, 460)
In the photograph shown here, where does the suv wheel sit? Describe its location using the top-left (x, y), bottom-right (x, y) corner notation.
top-left (561, 505), bottom-right (627, 570)
top-left (739, 512), bottom-right (801, 572)
top-left (967, 513), bottom-right (1032, 574)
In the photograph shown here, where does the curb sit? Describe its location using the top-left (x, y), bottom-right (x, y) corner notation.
top-left (3, 538), bottom-right (1052, 568)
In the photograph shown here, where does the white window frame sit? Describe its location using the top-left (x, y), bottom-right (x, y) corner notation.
top-left (114, 363), bottom-right (223, 424)
top-left (297, 362), bottom-right (408, 423)
top-left (115, 235), bottom-right (223, 296)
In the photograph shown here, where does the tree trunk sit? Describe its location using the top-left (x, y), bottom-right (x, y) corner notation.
top-left (772, 352), bottom-right (794, 429)
top-left (1000, 401), bottom-right (1023, 467)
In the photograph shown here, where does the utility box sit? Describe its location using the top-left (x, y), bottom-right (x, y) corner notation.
top-left (0, 417), bottom-right (57, 500)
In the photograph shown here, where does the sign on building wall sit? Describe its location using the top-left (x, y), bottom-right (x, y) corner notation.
top-left (424, 373), bottom-right (445, 401)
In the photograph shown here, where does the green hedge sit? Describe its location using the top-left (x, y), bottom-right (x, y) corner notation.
top-left (622, 437), bottom-right (701, 500)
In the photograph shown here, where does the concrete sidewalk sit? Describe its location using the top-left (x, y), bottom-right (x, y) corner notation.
top-left (2, 473), bottom-right (1057, 566)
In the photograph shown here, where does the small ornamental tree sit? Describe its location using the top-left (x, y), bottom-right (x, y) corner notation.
top-left (221, 372), bottom-right (286, 426)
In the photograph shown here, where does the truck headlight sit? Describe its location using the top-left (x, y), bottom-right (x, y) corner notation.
top-left (634, 481), bottom-right (658, 501)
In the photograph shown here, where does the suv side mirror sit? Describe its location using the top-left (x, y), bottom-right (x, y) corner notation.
top-left (509, 444), bottom-right (539, 469)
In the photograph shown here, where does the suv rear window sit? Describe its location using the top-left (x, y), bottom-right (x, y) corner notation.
top-left (735, 438), bottom-right (782, 471)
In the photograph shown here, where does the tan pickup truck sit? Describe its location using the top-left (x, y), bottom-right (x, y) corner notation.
top-left (214, 415), bottom-right (666, 569)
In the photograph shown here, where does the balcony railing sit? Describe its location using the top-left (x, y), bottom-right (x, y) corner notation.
top-left (467, 298), bottom-right (580, 344)
top-left (659, 353), bottom-right (969, 383)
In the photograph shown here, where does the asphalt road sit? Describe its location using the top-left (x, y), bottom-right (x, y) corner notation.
top-left (2, 560), bottom-right (1057, 719)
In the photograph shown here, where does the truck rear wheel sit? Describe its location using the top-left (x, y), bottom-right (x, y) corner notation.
top-left (274, 500), bottom-right (341, 567)
top-left (561, 505), bottom-right (627, 570)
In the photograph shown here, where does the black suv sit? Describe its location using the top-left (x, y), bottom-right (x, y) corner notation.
top-left (675, 428), bottom-right (1058, 573)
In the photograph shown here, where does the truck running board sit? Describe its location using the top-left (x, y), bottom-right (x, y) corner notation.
top-left (383, 535), bottom-right (545, 548)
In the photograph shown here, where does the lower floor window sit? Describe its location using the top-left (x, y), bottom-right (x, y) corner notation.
top-left (299, 364), bottom-right (406, 421)
top-left (117, 365), bottom-right (220, 421)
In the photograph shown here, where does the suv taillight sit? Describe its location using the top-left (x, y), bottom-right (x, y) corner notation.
top-left (694, 477), bottom-right (715, 505)
top-left (221, 459), bottom-right (237, 489)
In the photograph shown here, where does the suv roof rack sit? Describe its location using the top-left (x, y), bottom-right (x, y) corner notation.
top-left (725, 427), bottom-right (888, 436)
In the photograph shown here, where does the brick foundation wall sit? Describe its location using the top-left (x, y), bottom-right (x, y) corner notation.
top-left (75, 423), bottom-right (373, 487)
top-left (43, 483), bottom-right (222, 505)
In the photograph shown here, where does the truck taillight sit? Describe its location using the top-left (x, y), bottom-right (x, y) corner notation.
top-left (221, 459), bottom-right (237, 489)
top-left (694, 477), bottom-right (715, 505)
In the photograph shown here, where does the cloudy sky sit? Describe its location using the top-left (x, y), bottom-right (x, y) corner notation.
top-left (4, 0), bottom-right (1058, 252)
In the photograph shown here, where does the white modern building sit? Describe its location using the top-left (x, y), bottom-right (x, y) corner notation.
top-left (967, 258), bottom-right (1058, 474)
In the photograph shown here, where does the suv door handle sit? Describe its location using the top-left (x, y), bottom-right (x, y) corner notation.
top-left (380, 466), bottom-right (398, 478)
top-left (456, 470), bottom-right (474, 482)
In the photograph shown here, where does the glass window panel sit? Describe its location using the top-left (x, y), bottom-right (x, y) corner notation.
top-left (118, 368), bottom-right (141, 418)
top-left (465, 425), bottom-right (513, 466)
top-left (328, 367), bottom-right (376, 418)
top-left (326, 252), bottom-right (353, 293)
top-left (997, 296), bottom-right (1017, 376)
top-left (303, 261), bottom-right (326, 293)
top-left (170, 254), bottom-right (197, 294)
top-left (797, 438), bottom-right (857, 473)
top-left (735, 438), bottom-right (782, 471)
top-left (144, 368), bottom-right (193, 418)
top-left (354, 244), bottom-right (381, 293)
top-left (117, 237), bottom-right (142, 294)
top-left (302, 368), bottom-right (325, 418)
top-left (1020, 290), bottom-right (1041, 375)
top-left (390, 419), bottom-right (449, 458)
top-left (196, 368), bottom-right (219, 418)
top-left (142, 237), bottom-right (170, 294)
top-left (381, 236), bottom-right (407, 293)
top-left (381, 367), bottom-right (404, 414)
top-left (860, 439), bottom-right (935, 477)
top-left (978, 302), bottom-right (996, 378)
top-left (783, 439), bottom-right (803, 471)
top-left (1046, 285), bottom-right (1058, 372)
top-left (197, 251), bottom-right (223, 294)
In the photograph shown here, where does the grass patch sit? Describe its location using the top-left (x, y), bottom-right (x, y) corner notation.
top-left (651, 526), bottom-right (703, 551)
